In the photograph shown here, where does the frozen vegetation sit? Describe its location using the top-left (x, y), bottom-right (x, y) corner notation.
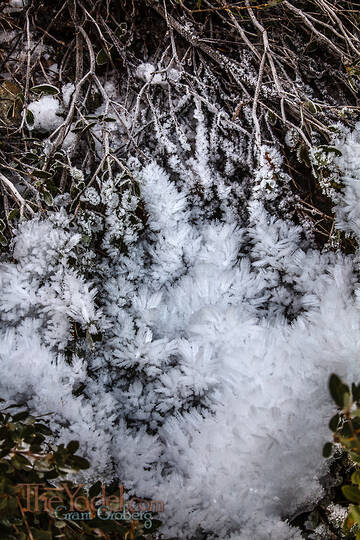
top-left (1, 1), bottom-right (360, 538)
top-left (2, 124), bottom-right (360, 538)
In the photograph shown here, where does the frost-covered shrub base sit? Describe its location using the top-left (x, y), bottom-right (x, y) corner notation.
top-left (2, 148), bottom-right (360, 539)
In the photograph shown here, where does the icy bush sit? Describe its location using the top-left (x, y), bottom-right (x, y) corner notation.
top-left (327, 122), bottom-right (360, 242)
top-left (2, 128), bottom-right (360, 538)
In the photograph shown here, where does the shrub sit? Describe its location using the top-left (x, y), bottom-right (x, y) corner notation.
top-left (324, 375), bottom-right (360, 539)
top-left (0, 399), bottom-right (161, 540)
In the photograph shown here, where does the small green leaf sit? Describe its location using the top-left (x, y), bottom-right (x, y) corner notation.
top-left (67, 440), bottom-right (79, 454)
top-left (329, 374), bottom-right (350, 409)
top-left (266, 111), bottom-right (277, 125)
top-left (32, 169), bottom-right (52, 180)
top-left (25, 152), bottom-right (39, 162)
top-left (329, 413), bottom-right (340, 432)
top-left (352, 470), bottom-right (360, 485)
top-left (7, 209), bottom-right (19, 222)
top-left (34, 424), bottom-right (52, 435)
top-left (0, 233), bottom-right (7, 247)
top-left (54, 521), bottom-right (67, 528)
top-left (12, 411), bottom-right (29, 422)
top-left (322, 442), bottom-right (333, 458)
top-left (70, 455), bottom-right (90, 470)
top-left (31, 84), bottom-right (59, 95)
top-left (23, 415), bottom-right (36, 425)
top-left (89, 480), bottom-right (102, 499)
top-left (86, 329), bottom-right (94, 351)
top-left (265, 0), bottom-right (284, 6)
top-left (343, 509), bottom-right (355, 531)
top-left (33, 458), bottom-right (53, 472)
top-left (42, 189), bottom-right (54, 207)
top-left (348, 77), bottom-right (358, 92)
top-left (318, 145), bottom-right (342, 157)
top-left (303, 101), bottom-right (318, 114)
top-left (31, 529), bottom-right (53, 540)
top-left (298, 144), bottom-right (311, 167)
top-left (349, 451), bottom-right (360, 464)
top-left (353, 383), bottom-right (360, 403)
top-left (96, 49), bottom-right (109, 66)
top-left (25, 109), bottom-right (34, 126)
top-left (11, 454), bottom-right (31, 470)
top-left (343, 485), bottom-right (360, 503)
top-left (72, 121), bottom-right (97, 135)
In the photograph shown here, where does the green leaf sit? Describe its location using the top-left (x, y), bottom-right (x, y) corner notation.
top-left (42, 189), bottom-right (54, 207)
top-left (67, 440), bottom-right (79, 454)
top-left (342, 485), bottom-right (360, 503)
top-left (322, 442), bottom-right (333, 458)
top-left (43, 469), bottom-right (59, 480)
top-left (31, 84), bottom-right (59, 95)
top-left (54, 521), bottom-right (66, 528)
top-left (88, 480), bottom-right (101, 499)
top-left (318, 145), bottom-right (342, 157)
top-left (11, 454), bottom-right (31, 470)
top-left (343, 509), bottom-right (355, 531)
top-left (349, 451), bottom-right (360, 464)
top-left (6, 105), bottom-right (14, 120)
top-left (353, 383), bottom-right (360, 403)
top-left (72, 121), bottom-right (97, 135)
top-left (31, 529), bottom-right (53, 540)
top-left (32, 169), bottom-right (52, 180)
top-left (265, 0), bottom-right (284, 6)
top-left (329, 413), bottom-right (340, 432)
top-left (86, 329), bottom-right (94, 351)
top-left (33, 458), bottom-right (53, 472)
top-left (96, 49), bottom-right (109, 66)
top-left (70, 455), bottom-right (90, 470)
top-left (7, 209), bottom-right (19, 222)
top-left (329, 374), bottom-right (350, 408)
top-left (266, 111), bottom-right (277, 126)
top-left (348, 77), bottom-right (358, 92)
top-left (352, 470), bottom-right (360, 485)
top-left (303, 101), bottom-right (318, 114)
top-left (0, 234), bottom-right (7, 247)
top-left (25, 109), bottom-right (34, 126)
top-left (12, 411), bottom-right (29, 422)
top-left (298, 144), bottom-right (311, 167)
top-left (25, 152), bottom-right (39, 162)
top-left (34, 424), bottom-right (52, 435)
top-left (23, 415), bottom-right (36, 425)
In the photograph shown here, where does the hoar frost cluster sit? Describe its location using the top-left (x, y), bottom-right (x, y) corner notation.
top-left (2, 119), bottom-right (360, 539)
